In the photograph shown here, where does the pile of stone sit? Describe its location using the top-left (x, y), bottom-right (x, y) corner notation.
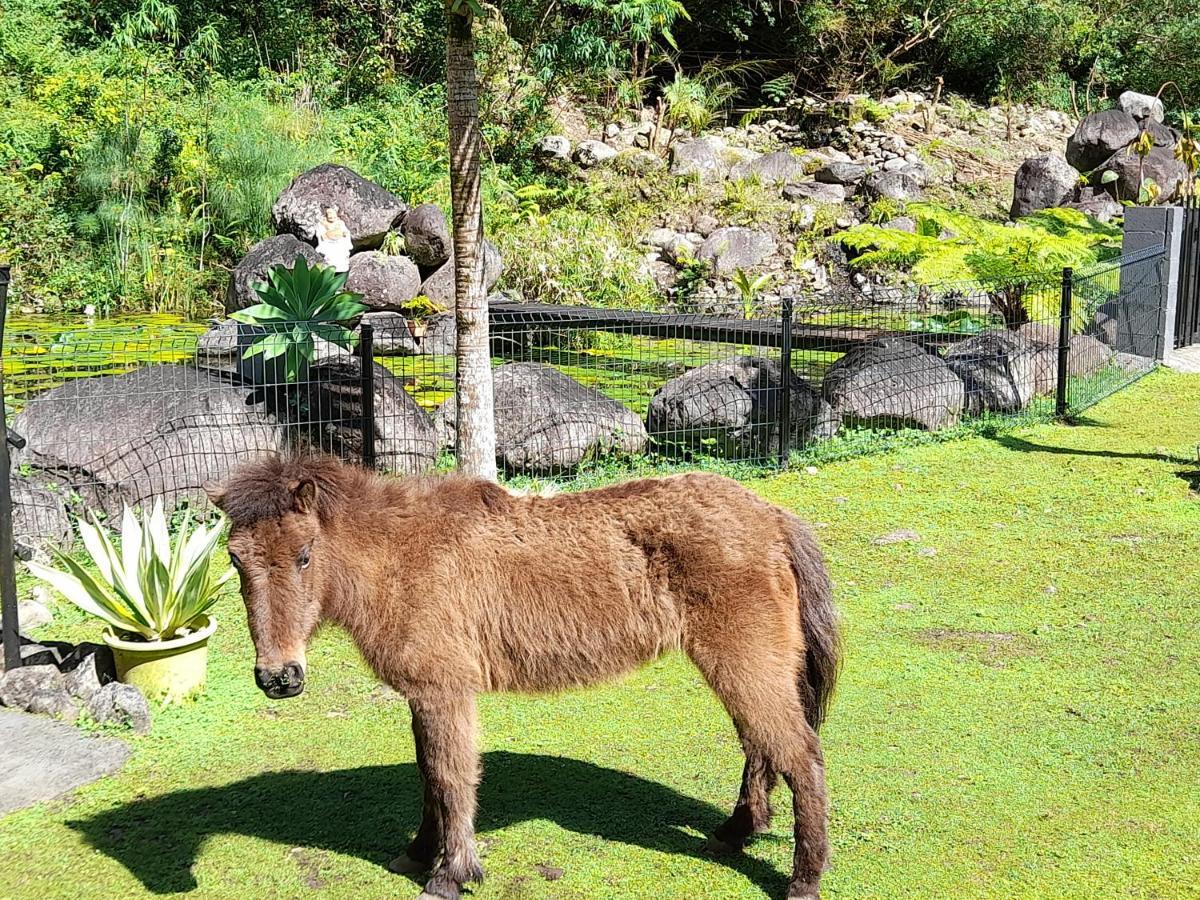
top-left (0, 641), bottom-right (151, 734)
top-left (228, 164), bottom-right (503, 318)
top-left (1011, 91), bottom-right (1185, 221)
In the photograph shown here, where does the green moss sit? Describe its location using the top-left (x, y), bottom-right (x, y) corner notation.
top-left (2, 371), bottom-right (1198, 898)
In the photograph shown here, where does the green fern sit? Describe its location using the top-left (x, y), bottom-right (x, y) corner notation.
top-left (837, 204), bottom-right (1121, 328)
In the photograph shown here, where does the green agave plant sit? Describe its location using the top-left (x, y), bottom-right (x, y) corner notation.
top-left (25, 502), bottom-right (234, 642)
top-left (231, 255), bottom-right (367, 383)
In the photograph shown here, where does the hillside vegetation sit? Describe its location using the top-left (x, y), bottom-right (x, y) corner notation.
top-left (1, 0), bottom-right (1196, 315)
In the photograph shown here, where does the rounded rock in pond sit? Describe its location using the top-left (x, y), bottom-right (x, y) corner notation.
top-left (822, 338), bottom-right (964, 431)
top-left (345, 252), bottom-right (422, 311)
top-left (944, 330), bottom-right (1038, 414)
top-left (11, 365), bottom-right (286, 516)
top-left (434, 362), bottom-right (647, 474)
top-left (226, 234), bottom-right (322, 314)
top-left (647, 356), bottom-right (837, 458)
top-left (401, 203), bottom-right (452, 270)
top-left (272, 163), bottom-right (407, 251)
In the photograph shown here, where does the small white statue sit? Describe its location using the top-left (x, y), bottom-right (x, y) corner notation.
top-left (315, 205), bottom-right (353, 272)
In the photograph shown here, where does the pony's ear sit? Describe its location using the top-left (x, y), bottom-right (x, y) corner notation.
top-left (291, 477), bottom-right (317, 515)
top-left (203, 481), bottom-right (225, 508)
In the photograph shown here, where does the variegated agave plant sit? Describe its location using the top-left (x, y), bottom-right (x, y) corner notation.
top-left (25, 502), bottom-right (234, 642)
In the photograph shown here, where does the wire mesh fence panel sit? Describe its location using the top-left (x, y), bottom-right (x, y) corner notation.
top-left (1065, 248), bottom-right (1167, 415)
top-left (1, 249), bottom-right (1170, 556)
top-left (2, 316), bottom-right (450, 553)
top-left (779, 274), bottom-right (1070, 464)
top-left (484, 299), bottom-right (791, 475)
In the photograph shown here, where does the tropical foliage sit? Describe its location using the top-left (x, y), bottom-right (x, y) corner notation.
top-left (230, 257), bottom-right (367, 383)
top-left (25, 501), bottom-right (234, 642)
top-left (837, 204), bottom-right (1122, 327)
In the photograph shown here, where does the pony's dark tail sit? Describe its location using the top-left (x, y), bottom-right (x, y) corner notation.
top-left (785, 514), bottom-right (841, 731)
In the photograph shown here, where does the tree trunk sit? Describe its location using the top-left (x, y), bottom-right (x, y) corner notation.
top-left (446, 3), bottom-right (498, 481)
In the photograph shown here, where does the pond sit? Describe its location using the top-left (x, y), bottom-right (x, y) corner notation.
top-left (1, 313), bottom-right (784, 421)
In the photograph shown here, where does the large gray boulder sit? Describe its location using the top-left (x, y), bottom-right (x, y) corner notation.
top-left (1118, 90), bottom-right (1165, 123)
top-left (291, 359), bottom-right (440, 475)
top-left (1066, 110), bottom-right (1140, 172)
top-left (814, 162), bottom-right (867, 186)
top-left (574, 140), bottom-right (618, 168)
top-left (697, 227), bottom-right (777, 275)
top-left (419, 241), bottom-right (504, 305)
top-left (1010, 155), bottom-right (1078, 218)
top-left (823, 338), bottom-right (964, 431)
top-left (12, 365), bottom-right (286, 515)
top-left (944, 330), bottom-right (1038, 414)
top-left (345, 252), bottom-right (421, 311)
top-left (782, 182), bottom-right (846, 204)
top-left (1095, 147), bottom-right (1187, 203)
top-left (401, 203), bottom-right (451, 269)
top-left (534, 135), bottom-right (572, 162)
top-left (435, 363), bottom-right (647, 474)
top-left (861, 172), bottom-right (923, 202)
top-left (647, 356), bottom-right (837, 458)
top-left (272, 164), bottom-right (406, 250)
top-left (226, 234), bottom-right (322, 314)
top-left (1017, 323), bottom-right (1114, 392)
top-left (730, 151), bottom-right (807, 185)
top-left (669, 138), bottom-right (727, 181)
top-left (1062, 187), bottom-right (1123, 223)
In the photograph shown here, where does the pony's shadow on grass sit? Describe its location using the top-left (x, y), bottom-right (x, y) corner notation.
top-left (67, 751), bottom-right (787, 896)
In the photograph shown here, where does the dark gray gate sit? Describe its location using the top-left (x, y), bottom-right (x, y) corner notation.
top-left (1175, 197), bottom-right (1200, 348)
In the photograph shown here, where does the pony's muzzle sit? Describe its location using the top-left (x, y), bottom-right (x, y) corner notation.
top-left (255, 662), bottom-right (305, 699)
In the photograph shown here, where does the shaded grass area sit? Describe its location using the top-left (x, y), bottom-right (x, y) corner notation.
top-left (2, 372), bottom-right (1199, 898)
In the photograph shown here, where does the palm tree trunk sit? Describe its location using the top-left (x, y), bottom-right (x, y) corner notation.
top-left (447, 2), bottom-right (497, 481)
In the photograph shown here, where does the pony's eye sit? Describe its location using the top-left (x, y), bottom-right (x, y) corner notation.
top-left (298, 547), bottom-right (311, 570)
top-left (228, 552), bottom-right (242, 570)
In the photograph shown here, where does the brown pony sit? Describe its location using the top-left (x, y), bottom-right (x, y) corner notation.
top-left (208, 455), bottom-right (841, 900)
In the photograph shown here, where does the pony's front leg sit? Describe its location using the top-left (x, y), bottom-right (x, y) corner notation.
top-left (410, 691), bottom-right (484, 900)
top-left (389, 703), bottom-right (442, 875)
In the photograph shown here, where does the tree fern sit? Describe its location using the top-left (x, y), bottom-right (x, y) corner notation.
top-left (837, 204), bottom-right (1122, 328)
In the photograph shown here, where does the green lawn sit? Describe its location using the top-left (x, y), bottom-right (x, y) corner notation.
top-left (1, 371), bottom-right (1198, 899)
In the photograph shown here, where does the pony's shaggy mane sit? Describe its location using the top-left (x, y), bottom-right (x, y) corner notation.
top-left (211, 454), bottom-right (355, 526)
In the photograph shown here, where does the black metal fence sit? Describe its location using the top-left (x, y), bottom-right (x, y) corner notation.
top-left (0, 253), bottom-right (1164, 516)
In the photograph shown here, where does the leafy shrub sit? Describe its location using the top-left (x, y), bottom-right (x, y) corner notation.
top-left (26, 501), bottom-right (233, 642)
top-left (231, 256), bottom-right (366, 383)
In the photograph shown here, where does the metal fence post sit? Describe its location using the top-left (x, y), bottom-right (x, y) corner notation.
top-left (0, 265), bottom-right (22, 670)
top-left (359, 322), bottom-right (377, 469)
top-left (1055, 267), bottom-right (1073, 418)
top-left (779, 297), bottom-right (793, 470)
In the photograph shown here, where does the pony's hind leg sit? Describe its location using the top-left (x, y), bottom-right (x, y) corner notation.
top-left (407, 692), bottom-right (484, 900)
top-left (708, 746), bottom-right (777, 850)
top-left (692, 646), bottom-right (829, 899)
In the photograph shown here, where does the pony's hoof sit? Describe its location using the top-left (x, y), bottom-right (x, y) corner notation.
top-left (389, 853), bottom-right (430, 875)
top-left (702, 835), bottom-right (741, 855)
top-left (786, 882), bottom-right (820, 900)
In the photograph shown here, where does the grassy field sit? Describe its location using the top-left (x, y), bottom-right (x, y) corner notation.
top-left (1, 370), bottom-right (1198, 899)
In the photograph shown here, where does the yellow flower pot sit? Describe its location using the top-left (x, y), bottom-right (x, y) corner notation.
top-left (103, 616), bottom-right (217, 705)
